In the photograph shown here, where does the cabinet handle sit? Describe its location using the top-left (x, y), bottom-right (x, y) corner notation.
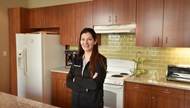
top-left (152, 97), bottom-right (157, 108)
top-left (57, 74), bottom-right (60, 77)
top-left (166, 37), bottom-right (168, 44)
top-left (157, 37), bottom-right (159, 44)
top-left (43, 21), bottom-right (46, 26)
top-left (109, 16), bottom-right (111, 22)
top-left (115, 16), bottom-right (117, 22)
top-left (163, 89), bottom-right (170, 94)
top-left (134, 85), bottom-right (140, 89)
top-left (145, 97), bottom-right (149, 105)
top-left (40, 21), bottom-right (42, 26)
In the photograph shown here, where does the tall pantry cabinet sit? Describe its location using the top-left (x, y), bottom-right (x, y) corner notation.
top-left (136, 0), bottom-right (190, 47)
top-left (8, 7), bottom-right (30, 95)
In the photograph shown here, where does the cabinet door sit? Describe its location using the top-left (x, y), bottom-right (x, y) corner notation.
top-left (75, 1), bottom-right (93, 44)
top-left (124, 82), bottom-right (151, 108)
top-left (62, 4), bottom-right (76, 45)
top-left (163, 0), bottom-right (190, 47)
top-left (60, 2), bottom-right (93, 45)
top-left (136, 0), bottom-right (164, 47)
top-left (151, 86), bottom-right (184, 108)
top-left (58, 5), bottom-right (67, 45)
top-left (185, 90), bottom-right (190, 108)
top-left (52, 72), bottom-right (71, 108)
top-left (93, 0), bottom-right (112, 25)
top-left (43, 6), bottom-right (59, 28)
top-left (112, 0), bottom-right (136, 24)
top-left (29, 8), bottom-right (43, 28)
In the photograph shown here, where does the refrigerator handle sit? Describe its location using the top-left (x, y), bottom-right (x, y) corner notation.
top-left (23, 46), bottom-right (28, 76)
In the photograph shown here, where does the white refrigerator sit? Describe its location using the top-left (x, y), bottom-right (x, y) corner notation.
top-left (16, 33), bottom-right (65, 104)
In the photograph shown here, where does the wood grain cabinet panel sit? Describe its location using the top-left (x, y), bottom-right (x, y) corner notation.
top-left (125, 82), bottom-right (151, 108)
top-left (136, 0), bottom-right (190, 47)
top-left (151, 85), bottom-right (184, 108)
top-left (163, 0), bottom-right (190, 47)
top-left (29, 6), bottom-right (59, 28)
top-left (93, 0), bottom-right (136, 25)
top-left (60, 1), bottom-right (93, 45)
top-left (124, 82), bottom-right (184, 108)
top-left (136, 0), bottom-right (164, 47)
top-left (52, 72), bottom-right (71, 108)
top-left (185, 90), bottom-right (190, 108)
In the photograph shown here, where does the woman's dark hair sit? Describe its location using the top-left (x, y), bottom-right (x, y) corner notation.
top-left (78, 28), bottom-right (100, 77)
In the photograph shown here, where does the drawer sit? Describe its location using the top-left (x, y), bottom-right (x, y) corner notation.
top-left (52, 72), bottom-right (67, 80)
top-left (151, 85), bottom-right (184, 95)
top-left (125, 82), bottom-right (151, 91)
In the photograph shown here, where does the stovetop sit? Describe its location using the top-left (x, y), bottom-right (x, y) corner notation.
top-left (104, 59), bottom-right (135, 86)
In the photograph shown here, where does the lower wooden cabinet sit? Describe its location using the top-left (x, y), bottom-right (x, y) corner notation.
top-left (52, 72), bottom-right (71, 108)
top-left (185, 90), bottom-right (190, 108)
top-left (124, 82), bottom-right (185, 108)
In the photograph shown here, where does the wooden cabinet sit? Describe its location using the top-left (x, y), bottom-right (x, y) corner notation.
top-left (124, 82), bottom-right (184, 108)
top-left (60, 2), bottom-right (92, 45)
top-left (52, 72), bottom-right (71, 108)
top-left (93, 0), bottom-right (136, 25)
top-left (151, 85), bottom-right (184, 108)
top-left (29, 6), bottom-right (59, 28)
top-left (185, 90), bottom-right (190, 108)
top-left (136, 0), bottom-right (164, 47)
top-left (125, 82), bottom-right (151, 108)
top-left (136, 0), bottom-right (190, 47)
top-left (162, 0), bottom-right (190, 47)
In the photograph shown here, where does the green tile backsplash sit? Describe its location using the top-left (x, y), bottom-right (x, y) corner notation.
top-left (70, 34), bottom-right (190, 74)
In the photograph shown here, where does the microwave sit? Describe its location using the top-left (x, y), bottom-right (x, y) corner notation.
top-left (166, 65), bottom-right (190, 83)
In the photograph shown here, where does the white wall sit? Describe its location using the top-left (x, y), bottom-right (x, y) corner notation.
top-left (28, 0), bottom-right (92, 8)
top-left (0, 0), bottom-right (28, 93)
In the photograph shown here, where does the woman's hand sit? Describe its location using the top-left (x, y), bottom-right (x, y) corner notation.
top-left (93, 72), bottom-right (98, 79)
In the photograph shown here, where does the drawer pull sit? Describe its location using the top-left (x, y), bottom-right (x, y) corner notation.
top-left (163, 91), bottom-right (170, 94)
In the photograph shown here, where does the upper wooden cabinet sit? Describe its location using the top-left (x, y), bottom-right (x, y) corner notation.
top-left (163, 0), bottom-right (190, 47)
top-left (136, 0), bottom-right (190, 47)
top-left (29, 6), bottom-right (59, 28)
top-left (60, 1), bottom-right (93, 45)
top-left (136, 0), bottom-right (163, 47)
top-left (93, 0), bottom-right (136, 25)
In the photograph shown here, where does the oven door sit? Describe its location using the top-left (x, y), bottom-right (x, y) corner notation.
top-left (103, 83), bottom-right (124, 108)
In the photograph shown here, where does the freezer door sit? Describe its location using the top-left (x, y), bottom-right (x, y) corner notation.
top-left (16, 33), bottom-right (27, 97)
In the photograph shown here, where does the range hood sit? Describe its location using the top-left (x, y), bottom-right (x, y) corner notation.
top-left (93, 24), bottom-right (136, 34)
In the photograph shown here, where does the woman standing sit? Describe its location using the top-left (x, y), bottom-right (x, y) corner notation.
top-left (66, 28), bottom-right (107, 108)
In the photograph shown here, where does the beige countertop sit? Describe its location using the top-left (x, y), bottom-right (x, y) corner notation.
top-left (51, 67), bottom-right (190, 90)
top-left (0, 92), bottom-right (59, 108)
top-left (51, 66), bottom-right (70, 73)
top-left (125, 70), bottom-right (190, 90)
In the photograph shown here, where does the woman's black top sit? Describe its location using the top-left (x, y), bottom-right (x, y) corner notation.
top-left (66, 54), bottom-right (107, 108)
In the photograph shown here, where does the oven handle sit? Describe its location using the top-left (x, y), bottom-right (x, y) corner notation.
top-left (104, 83), bottom-right (123, 89)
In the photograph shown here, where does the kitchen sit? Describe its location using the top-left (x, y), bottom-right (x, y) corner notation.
top-left (1, 0), bottom-right (190, 108)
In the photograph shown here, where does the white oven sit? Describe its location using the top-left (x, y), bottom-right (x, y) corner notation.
top-left (104, 84), bottom-right (124, 108)
top-left (103, 59), bottom-right (135, 108)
